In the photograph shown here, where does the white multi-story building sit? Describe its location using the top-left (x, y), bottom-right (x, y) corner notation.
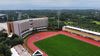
top-left (7, 17), bottom-right (48, 37)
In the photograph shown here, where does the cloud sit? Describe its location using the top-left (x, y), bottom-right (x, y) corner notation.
top-left (0, 0), bottom-right (32, 5)
top-left (0, 0), bottom-right (100, 9)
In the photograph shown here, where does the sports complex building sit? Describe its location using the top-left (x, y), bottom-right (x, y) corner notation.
top-left (7, 17), bottom-right (48, 37)
top-left (27, 26), bottom-right (100, 56)
top-left (62, 26), bottom-right (100, 41)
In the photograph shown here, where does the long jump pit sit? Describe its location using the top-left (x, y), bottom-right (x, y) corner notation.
top-left (27, 31), bottom-right (100, 56)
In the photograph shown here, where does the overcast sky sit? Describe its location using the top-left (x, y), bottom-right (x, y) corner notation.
top-left (0, 0), bottom-right (100, 10)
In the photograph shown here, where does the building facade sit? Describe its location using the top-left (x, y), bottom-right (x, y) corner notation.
top-left (7, 17), bottom-right (48, 37)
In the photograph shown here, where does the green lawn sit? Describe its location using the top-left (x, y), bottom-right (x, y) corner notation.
top-left (92, 21), bottom-right (100, 25)
top-left (34, 34), bottom-right (100, 56)
top-left (64, 21), bottom-right (74, 25)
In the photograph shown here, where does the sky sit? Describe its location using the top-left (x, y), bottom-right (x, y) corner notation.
top-left (0, 0), bottom-right (100, 10)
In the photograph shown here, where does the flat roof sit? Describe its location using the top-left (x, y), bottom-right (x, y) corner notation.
top-left (11, 47), bottom-right (19, 56)
top-left (0, 23), bottom-right (7, 31)
top-left (64, 26), bottom-right (100, 36)
top-left (14, 45), bottom-right (31, 56)
top-left (14, 17), bottom-right (48, 23)
top-left (0, 14), bottom-right (6, 16)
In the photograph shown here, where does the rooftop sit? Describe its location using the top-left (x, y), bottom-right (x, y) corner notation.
top-left (0, 23), bottom-right (7, 31)
top-left (14, 17), bottom-right (48, 24)
top-left (0, 14), bottom-right (6, 16)
top-left (11, 45), bottom-right (31, 56)
top-left (64, 26), bottom-right (100, 36)
top-left (11, 47), bottom-right (19, 56)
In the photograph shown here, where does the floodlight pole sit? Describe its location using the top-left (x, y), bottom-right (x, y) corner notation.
top-left (16, 12), bottom-right (22, 20)
top-left (57, 10), bottom-right (60, 29)
top-left (6, 15), bottom-right (8, 22)
top-left (18, 12), bottom-right (22, 20)
top-left (25, 13), bottom-right (29, 19)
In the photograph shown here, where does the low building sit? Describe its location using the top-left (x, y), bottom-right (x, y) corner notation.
top-left (7, 17), bottom-right (48, 37)
top-left (62, 26), bottom-right (100, 41)
top-left (0, 14), bottom-right (8, 22)
top-left (11, 45), bottom-right (31, 56)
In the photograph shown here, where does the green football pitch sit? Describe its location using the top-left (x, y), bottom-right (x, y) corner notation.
top-left (34, 34), bottom-right (100, 56)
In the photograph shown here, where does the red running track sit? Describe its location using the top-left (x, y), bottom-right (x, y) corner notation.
top-left (27, 32), bottom-right (59, 56)
top-left (27, 31), bottom-right (100, 56)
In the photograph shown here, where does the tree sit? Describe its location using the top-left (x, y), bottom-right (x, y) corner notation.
top-left (0, 43), bottom-right (11, 56)
top-left (0, 53), bottom-right (4, 56)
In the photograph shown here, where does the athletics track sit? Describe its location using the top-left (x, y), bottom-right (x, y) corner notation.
top-left (27, 31), bottom-right (100, 56)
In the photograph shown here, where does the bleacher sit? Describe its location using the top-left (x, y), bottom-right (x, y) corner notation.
top-left (63, 26), bottom-right (100, 41)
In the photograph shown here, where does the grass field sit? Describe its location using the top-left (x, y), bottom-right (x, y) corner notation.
top-left (34, 34), bottom-right (100, 56)
top-left (93, 21), bottom-right (100, 25)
